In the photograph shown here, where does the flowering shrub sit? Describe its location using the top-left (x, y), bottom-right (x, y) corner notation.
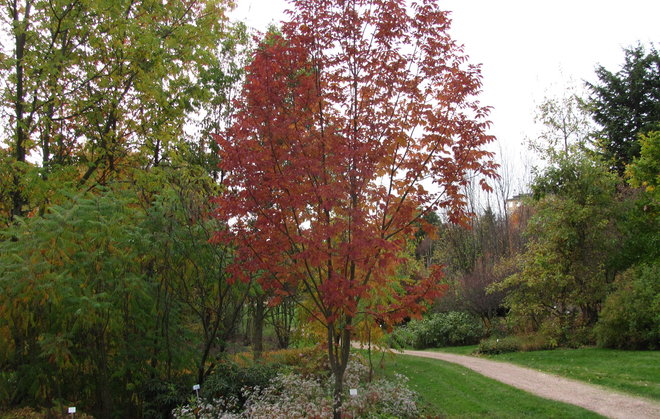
top-left (340, 373), bottom-right (419, 418)
top-left (242, 374), bottom-right (334, 418)
top-left (172, 396), bottom-right (241, 419)
top-left (173, 357), bottom-right (419, 418)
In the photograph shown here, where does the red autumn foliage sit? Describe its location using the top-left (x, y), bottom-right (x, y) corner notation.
top-left (212, 0), bottom-right (496, 412)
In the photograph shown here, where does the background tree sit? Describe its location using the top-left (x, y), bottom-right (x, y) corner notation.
top-left (432, 206), bottom-right (510, 330)
top-left (593, 131), bottom-right (659, 350)
top-left (0, 1), bottom-right (254, 415)
top-left (268, 292), bottom-right (298, 349)
top-left (0, 164), bottom-right (251, 417)
top-left (213, 1), bottom-right (496, 415)
top-left (0, 0), bottom-right (232, 219)
top-left (494, 152), bottom-right (620, 342)
top-left (626, 131), bottom-right (660, 200)
top-left (0, 189), bottom-right (162, 417)
top-left (190, 21), bottom-right (252, 180)
top-left (587, 44), bottom-right (660, 174)
top-left (530, 86), bottom-right (594, 158)
top-left (137, 166), bottom-right (251, 386)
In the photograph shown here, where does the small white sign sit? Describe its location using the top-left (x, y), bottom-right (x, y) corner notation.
top-left (193, 384), bottom-right (200, 391)
top-left (68, 407), bottom-right (76, 413)
top-left (349, 388), bottom-right (358, 397)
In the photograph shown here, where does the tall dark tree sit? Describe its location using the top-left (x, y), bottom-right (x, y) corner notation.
top-left (587, 44), bottom-right (660, 174)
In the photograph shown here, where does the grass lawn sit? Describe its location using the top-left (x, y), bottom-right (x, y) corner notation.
top-left (426, 345), bottom-right (479, 355)
top-left (485, 348), bottom-right (660, 401)
top-left (378, 353), bottom-right (604, 418)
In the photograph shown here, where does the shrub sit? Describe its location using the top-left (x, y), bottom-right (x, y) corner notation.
top-left (0, 408), bottom-right (44, 419)
top-left (476, 336), bottom-right (522, 354)
top-left (386, 325), bottom-right (417, 349)
top-left (517, 332), bottom-right (559, 352)
top-left (595, 263), bottom-right (660, 349)
top-left (476, 333), bottom-right (558, 354)
top-left (340, 373), bottom-right (419, 419)
top-left (0, 371), bottom-right (16, 410)
top-left (540, 316), bottom-right (595, 348)
top-left (0, 407), bottom-right (94, 419)
top-left (240, 373), bottom-right (334, 419)
top-left (263, 345), bottom-right (329, 376)
top-left (140, 378), bottom-right (189, 419)
top-left (201, 360), bottom-right (282, 410)
top-left (173, 356), bottom-right (420, 419)
top-left (389, 312), bottom-right (485, 349)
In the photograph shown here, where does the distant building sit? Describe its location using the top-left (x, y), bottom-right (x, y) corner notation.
top-left (506, 193), bottom-right (531, 214)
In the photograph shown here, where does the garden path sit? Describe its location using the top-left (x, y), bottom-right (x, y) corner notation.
top-left (400, 349), bottom-right (660, 419)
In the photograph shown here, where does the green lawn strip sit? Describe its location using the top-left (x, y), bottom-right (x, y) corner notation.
top-left (379, 353), bottom-right (604, 418)
top-left (426, 345), bottom-right (479, 355)
top-left (485, 348), bottom-right (660, 401)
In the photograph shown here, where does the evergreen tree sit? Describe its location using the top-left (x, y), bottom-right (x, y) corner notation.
top-left (587, 44), bottom-right (660, 174)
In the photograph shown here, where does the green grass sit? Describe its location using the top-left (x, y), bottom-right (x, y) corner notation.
top-left (379, 353), bottom-right (604, 418)
top-left (426, 345), bottom-right (479, 355)
top-left (485, 348), bottom-right (660, 401)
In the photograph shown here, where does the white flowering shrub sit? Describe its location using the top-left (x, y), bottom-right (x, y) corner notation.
top-left (173, 357), bottom-right (419, 418)
top-left (339, 373), bottom-right (419, 419)
top-left (341, 357), bottom-right (370, 389)
top-left (242, 374), bottom-right (334, 418)
top-left (171, 394), bottom-right (240, 419)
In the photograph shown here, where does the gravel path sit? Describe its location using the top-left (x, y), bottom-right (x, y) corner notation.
top-left (401, 349), bottom-right (660, 419)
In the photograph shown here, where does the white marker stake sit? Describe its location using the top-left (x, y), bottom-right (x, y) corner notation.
top-left (193, 384), bottom-right (201, 401)
top-left (349, 388), bottom-right (358, 397)
top-left (68, 406), bottom-right (76, 418)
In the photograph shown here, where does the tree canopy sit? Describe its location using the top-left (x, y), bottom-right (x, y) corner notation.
top-left (587, 44), bottom-right (660, 174)
top-left (1, 0), bottom-right (234, 220)
top-left (212, 0), bottom-right (496, 414)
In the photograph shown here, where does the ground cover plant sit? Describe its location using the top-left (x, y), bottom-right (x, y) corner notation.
top-left (381, 353), bottom-right (603, 418)
top-left (172, 352), bottom-right (421, 418)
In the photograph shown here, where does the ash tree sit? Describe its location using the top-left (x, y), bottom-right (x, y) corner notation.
top-left (212, 0), bottom-right (496, 415)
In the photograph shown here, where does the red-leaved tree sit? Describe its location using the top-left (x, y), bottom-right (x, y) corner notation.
top-left (213, 0), bottom-right (496, 415)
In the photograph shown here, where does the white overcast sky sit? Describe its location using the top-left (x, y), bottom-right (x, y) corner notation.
top-left (229, 0), bottom-right (659, 188)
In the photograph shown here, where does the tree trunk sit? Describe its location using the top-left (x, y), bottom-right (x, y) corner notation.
top-left (271, 297), bottom-right (295, 349)
top-left (93, 329), bottom-right (112, 419)
top-left (10, 0), bottom-right (30, 220)
top-left (367, 324), bottom-right (373, 382)
top-left (252, 295), bottom-right (264, 361)
top-left (328, 320), bottom-right (351, 419)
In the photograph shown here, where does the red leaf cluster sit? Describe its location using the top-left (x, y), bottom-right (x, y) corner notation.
top-left (213, 0), bottom-right (496, 328)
